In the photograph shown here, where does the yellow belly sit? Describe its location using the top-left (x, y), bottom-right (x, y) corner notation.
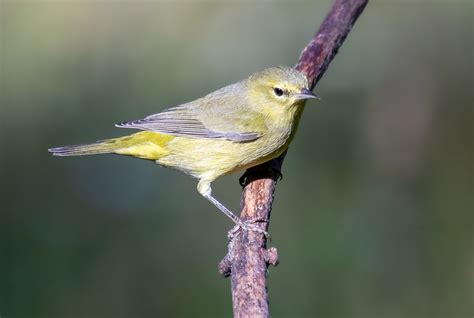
top-left (156, 135), bottom-right (286, 181)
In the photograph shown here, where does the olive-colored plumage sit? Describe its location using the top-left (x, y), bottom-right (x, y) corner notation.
top-left (49, 66), bottom-right (317, 234)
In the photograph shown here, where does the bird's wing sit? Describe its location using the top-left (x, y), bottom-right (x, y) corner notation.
top-left (116, 85), bottom-right (265, 142)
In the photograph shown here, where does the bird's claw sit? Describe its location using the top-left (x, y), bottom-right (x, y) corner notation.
top-left (229, 220), bottom-right (271, 241)
top-left (239, 166), bottom-right (283, 187)
top-left (238, 172), bottom-right (248, 187)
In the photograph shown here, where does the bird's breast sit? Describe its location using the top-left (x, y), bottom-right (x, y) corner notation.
top-left (237, 104), bottom-right (305, 167)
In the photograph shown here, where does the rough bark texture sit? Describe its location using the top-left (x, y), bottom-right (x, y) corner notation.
top-left (218, 1), bottom-right (369, 317)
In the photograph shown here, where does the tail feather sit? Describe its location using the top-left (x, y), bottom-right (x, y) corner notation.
top-left (48, 131), bottom-right (174, 159)
top-left (48, 139), bottom-right (118, 156)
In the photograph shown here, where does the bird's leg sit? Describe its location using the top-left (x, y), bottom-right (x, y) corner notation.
top-left (197, 180), bottom-right (270, 238)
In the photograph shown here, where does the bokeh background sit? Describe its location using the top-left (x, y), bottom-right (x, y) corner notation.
top-left (1, 1), bottom-right (472, 317)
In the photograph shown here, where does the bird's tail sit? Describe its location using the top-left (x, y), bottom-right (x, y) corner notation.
top-left (48, 138), bottom-right (124, 157)
top-left (48, 131), bottom-right (174, 160)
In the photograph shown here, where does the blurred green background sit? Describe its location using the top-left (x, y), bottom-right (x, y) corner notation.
top-left (1, 1), bottom-right (472, 317)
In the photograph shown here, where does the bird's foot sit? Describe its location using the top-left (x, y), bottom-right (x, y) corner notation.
top-left (228, 220), bottom-right (271, 241)
top-left (239, 164), bottom-right (283, 187)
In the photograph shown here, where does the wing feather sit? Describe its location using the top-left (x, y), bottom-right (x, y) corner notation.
top-left (116, 84), bottom-right (264, 142)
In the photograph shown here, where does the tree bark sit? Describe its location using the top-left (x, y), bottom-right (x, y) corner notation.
top-left (218, 1), bottom-right (369, 317)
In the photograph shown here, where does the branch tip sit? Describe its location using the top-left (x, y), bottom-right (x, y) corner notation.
top-left (218, 255), bottom-right (232, 277)
top-left (265, 247), bottom-right (279, 267)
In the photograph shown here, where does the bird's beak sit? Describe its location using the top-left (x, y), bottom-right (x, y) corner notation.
top-left (294, 88), bottom-right (320, 101)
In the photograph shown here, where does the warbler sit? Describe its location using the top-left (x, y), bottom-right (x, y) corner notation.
top-left (49, 66), bottom-right (318, 235)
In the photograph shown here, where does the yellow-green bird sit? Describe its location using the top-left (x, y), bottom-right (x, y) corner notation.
top-left (49, 66), bottom-right (318, 235)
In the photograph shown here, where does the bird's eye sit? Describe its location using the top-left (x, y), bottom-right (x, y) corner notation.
top-left (273, 87), bottom-right (284, 97)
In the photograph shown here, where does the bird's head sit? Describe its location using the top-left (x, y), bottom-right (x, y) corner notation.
top-left (246, 66), bottom-right (318, 111)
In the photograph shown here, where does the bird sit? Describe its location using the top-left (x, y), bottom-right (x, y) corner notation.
top-left (49, 66), bottom-right (318, 236)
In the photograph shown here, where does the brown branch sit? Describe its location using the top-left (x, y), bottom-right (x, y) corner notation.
top-left (218, 0), bottom-right (369, 317)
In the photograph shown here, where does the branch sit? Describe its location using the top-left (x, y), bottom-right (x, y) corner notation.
top-left (218, 0), bottom-right (369, 317)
